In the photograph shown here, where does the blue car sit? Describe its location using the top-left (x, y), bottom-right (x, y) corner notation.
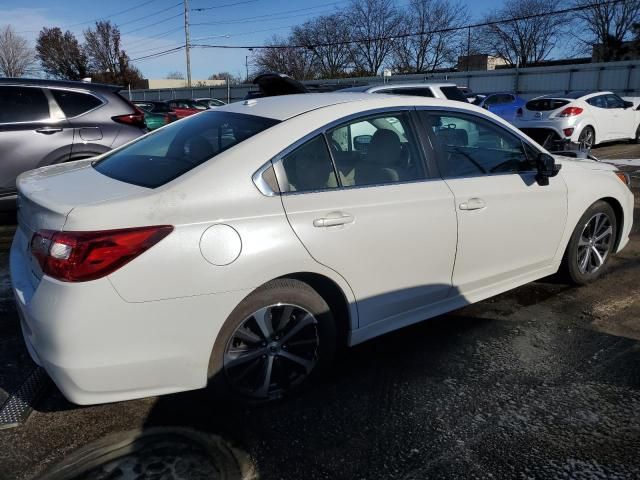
top-left (473, 93), bottom-right (526, 123)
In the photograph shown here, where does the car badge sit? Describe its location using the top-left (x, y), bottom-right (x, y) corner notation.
top-left (535, 112), bottom-right (542, 118)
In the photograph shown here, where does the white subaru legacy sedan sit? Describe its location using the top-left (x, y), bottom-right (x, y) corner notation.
top-left (10, 93), bottom-right (634, 405)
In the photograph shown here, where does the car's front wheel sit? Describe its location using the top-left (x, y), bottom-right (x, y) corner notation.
top-left (562, 200), bottom-right (617, 285)
top-left (208, 279), bottom-right (336, 403)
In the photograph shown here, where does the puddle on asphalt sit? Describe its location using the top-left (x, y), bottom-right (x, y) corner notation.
top-left (35, 428), bottom-right (256, 480)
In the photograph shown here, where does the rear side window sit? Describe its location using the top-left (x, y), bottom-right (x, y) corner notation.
top-left (51, 89), bottom-right (102, 117)
top-left (0, 86), bottom-right (49, 123)
top-left (382, 88), bottom-right (434, 97)
top-left (281, 135), bottom-right (338, 192)
top-left (94, 111), bottom-right (279, 188)
top-left (440, 86), bottom-right (467, 102)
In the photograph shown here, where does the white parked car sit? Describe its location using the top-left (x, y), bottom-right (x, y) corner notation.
top-left (340, 82), bottom-right (469, 102)
top-left (10, 93), bottom-right (633, 405)
top-left (513, 91), bottom-right (640, 148)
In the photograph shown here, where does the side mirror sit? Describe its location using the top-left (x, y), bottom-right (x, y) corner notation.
top-left (536, 153), bottom-right (561, 186)
top-left (353, 135), bottom-right (372, 151)
top-left (483, 104), bottom-right (490, 110)
top-left (623, 100), bottom-right (634, 109)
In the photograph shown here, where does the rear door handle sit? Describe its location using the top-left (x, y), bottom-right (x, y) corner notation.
top-left (459, 198), bottom-right (486, 211)
top-left (313, 212), bottom-right (354, 227)
top-left (35, 127), bottom-right (63, 135)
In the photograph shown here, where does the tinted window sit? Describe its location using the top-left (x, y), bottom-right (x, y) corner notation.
top-left (587, 95), bottom-right (607, 108)
top-left (382, 88), bottom-right (434, 98)
top-left (281, 135), bottom-right (338, 192)
top-left (605, 94), bottom-right (625, 108)
top-left (423, 111), bottom-right (536, 177)
top-left (328, 112), bottom-right (427, 187)
top-left (0, 86), bottom-right (49, 123)
top-left (94, 111), bottom-right (279, 188)
top-left (51, 89), bottom-right (102, 117)
top-left (440, 86), bottom-right (467, 102)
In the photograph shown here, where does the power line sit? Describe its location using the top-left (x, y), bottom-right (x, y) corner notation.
top-left (121, 12), bottom-right (184, 36)
top-left (130, 45), bottom-right (185, 62)
top-left (192, 0), bottom-right (259, 11)
top-left (191, 0), bottom-right (626, 50)
top-left (61, 0), bottom-right (159, 29)
top-left (117, 2), bottom-right (183, 29)
top-left (191, 2), bottom-right (344, 26)
top-left (124, 26), bottom-right (185, 49)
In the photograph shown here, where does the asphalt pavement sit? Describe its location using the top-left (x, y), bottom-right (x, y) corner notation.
top-left (1, 143), bottom-right (640, 479)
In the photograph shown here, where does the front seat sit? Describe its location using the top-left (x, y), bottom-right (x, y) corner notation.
top-left (355, 129), bottom-right (403, 185)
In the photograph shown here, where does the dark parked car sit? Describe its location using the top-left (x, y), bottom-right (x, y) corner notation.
top-left (0, 78), bottom-right (146, 210)
top-left (133, 101), bottom-right (178, 130)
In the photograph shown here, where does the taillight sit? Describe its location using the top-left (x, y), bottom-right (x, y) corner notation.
top-left (30, 226), bottom-right (173, 282)
top-left (516, 107), bottom-right (523, 117)
top-left (112, 107), bottom-right (146, 128)
top-left (558, 107), bottom-right (583, 117)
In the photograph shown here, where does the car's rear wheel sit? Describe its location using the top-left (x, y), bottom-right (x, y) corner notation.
top-left (207, 279), bottom-right (336, 403)
top-left (578, 126), bottom-right (595, 149)
top-left (561, 201), bottom-right (617, 285)
top-left (633, 124), bottom-right (640, 144)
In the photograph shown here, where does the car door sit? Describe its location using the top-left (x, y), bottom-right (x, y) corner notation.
top-left (418, 109), bottom-right (568, 297)
top-left (585, 94), bottom-right (612, 140)
top-left (276, 110), bottom-right (458, 328)
top-left (0, 85), bottom-right (73, 196)
top-left (605, 93), bottom-right (634, 139)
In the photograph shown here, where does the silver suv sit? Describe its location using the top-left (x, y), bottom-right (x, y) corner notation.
top-left (0, 78), bottom-right (146, 210)
top-left (339, 82), bottom-right (469, 102)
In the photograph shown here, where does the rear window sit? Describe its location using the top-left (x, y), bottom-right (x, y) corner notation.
top-left (526, 99), bottom-right (570, 111)
top-left (51, 89), bottom-right (103, 117)
top-left (440, 86), bottom-right (467, 102)
top-left (93, 111), bottom-right (279, 188)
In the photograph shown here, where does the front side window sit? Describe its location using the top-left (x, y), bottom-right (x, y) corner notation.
top-left (422, 111), bottom-right (537, 178)
top-left (327, 112), bottom-right (427, 187)
top-left (51, 89), bottom-right (102, 117)
top-left (94, 111), bottom-right (279, 188)
top-left (605, 94), bottom-right (625, 109)
top-left (0, 86), bottom-right (50, 123)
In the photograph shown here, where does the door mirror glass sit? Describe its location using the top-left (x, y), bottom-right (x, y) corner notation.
top-left (353, 135), bottom-right (372, 151)
top-left (536, 153), bottom-right (561, 185)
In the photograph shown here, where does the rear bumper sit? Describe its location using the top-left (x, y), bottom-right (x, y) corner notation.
top-left (514, 119), bottom-right (585, 146)
top-left (10, 226), bottom-right (249, 405)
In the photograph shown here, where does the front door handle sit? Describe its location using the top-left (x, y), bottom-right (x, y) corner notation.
top-left (313, 212), bottom-right (354, 228)
top-left (459, 198), bottom-right (486, 211)
top-left (35, 127), bottom-right (63, 135)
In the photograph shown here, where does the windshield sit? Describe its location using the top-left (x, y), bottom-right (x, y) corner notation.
top-left (94, 111), bottom-right (279, 188)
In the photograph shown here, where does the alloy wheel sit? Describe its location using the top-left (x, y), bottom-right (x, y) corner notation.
top-left (223, 304), bottom-right (319, 400)
top-left (577, 212), bottom-right (613, 275)
top-left (579, 128), bottom-right (594, 149)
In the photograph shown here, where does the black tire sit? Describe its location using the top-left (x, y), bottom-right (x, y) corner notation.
top-left (561, 200), bottom-right (617, 285)
top-left (633, 124), bottom-right (640, 144)
top-left (578, 126), bottom-right (595, 149)
top-left (207, 278), bottom-right (336, 404)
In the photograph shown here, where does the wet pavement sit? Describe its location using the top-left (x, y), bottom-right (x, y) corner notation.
top-left (1, 143), bottom-right (640, 479)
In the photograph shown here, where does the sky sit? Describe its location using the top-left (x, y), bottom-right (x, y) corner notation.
top-left (2, 0), bottom-right (504, 80)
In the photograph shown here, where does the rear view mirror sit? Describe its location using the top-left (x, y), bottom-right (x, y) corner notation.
top-left (353, 135), bottom-right (372, 151)
top-left (536, 153), bottom-right (561, 185)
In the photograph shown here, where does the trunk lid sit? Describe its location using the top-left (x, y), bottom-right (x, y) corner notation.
top-left (17, 159), bottom-right (147, 234)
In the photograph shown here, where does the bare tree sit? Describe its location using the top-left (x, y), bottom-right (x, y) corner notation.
top-left (84, 21), bottom-right (142, 86)
top-left (573, 0), bottom-right (640, 61)
top-left (293, 14), bottom-right (352, 78)
top-left (208, 71), bottom-right (242, 83)
top-left (253, 35), bottom-right (317, 80)
top-left (166, 71), bottom-right (185, 79)
top-left (392, 0), bottom-right (468, 73)
top-left (36, 27), bottom-right (88, 80)
top-left (345, 0), bottom-right (403, 75)
top-left (0, 25), bottom-right (36, 77)
top-left (479, 0), bottom-right (567, 67)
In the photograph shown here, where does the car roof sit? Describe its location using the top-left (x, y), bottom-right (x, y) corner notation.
top-left (218, 92), bottom-right (484, 121)
top-left (340, 82), bottom-right (457, 93)
top-left (0, 77), bottom-right (121, 92)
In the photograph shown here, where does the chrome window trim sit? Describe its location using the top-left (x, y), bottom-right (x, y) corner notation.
top-left (270, 106), bottom-right (432, 195)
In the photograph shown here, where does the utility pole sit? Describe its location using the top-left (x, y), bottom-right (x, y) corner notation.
top-left (245, 48), bottom-right (253, 83)
top-left (183, 0), bottom-right (192, 87)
